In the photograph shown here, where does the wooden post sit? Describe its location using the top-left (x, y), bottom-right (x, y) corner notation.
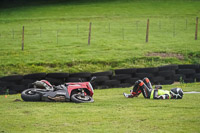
top-left (88, 22), bottom-right (92, 45)
top-left (122, 28), bottom-right (124, 40)
top-left (146, 19), bottom-right (149, 43)
top-left (195, 17), bottom-right (198, 40)
top-left (22, 26), bottom-right (24, 51)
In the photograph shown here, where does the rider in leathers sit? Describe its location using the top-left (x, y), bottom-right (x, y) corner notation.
top-left (123, 77), bottom-right (183, 99)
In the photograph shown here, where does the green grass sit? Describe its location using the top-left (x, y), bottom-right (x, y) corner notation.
top-left (0, 82), bottom-right (200, 133)
top-left (0, 0), bottom-right (200, 76)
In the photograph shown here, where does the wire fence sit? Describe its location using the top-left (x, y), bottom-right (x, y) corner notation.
top-left (0, 17), bottom-right (199, 51)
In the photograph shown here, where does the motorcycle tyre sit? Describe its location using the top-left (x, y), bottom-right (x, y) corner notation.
top-left (71, 94), bottom-right (94, 103)
top-left (21, 89), bottom-right (41, 101)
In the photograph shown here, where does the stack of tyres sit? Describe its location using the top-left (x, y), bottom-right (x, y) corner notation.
top-left (0, 75), bottom-right (24, 94)
top-left (156, 65), bottom-right (178, 85)
top-left (67, 72), bottom-right (91, 82)
top-left (114, 68), bottom-right (137, 88)
top-left (91, 71), bottom-right (113, 89)
top-left (23, 73), bottom-right (47, 88)
top-left (134, 67), bottom-right (158, 84)
top-left (0, 64), bottom-right (199, 94)
top-left (46, 73), bottom-right (69, 85)
top-left (177, 64), bottom-right (199, 83)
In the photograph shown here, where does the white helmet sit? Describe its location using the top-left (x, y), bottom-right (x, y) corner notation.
top-left (170, 88), bottom-right (183, 99)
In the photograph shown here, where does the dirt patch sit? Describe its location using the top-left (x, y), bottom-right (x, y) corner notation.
top-left (146, 52), bottom-right (184, 60)
top-left (13, 99), bottom-right (21, 102)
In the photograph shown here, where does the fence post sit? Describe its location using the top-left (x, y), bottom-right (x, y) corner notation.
top-left (88, 22), bottom-right (92, 45)
top-left (22, 26), bottom-right (24, 51)
top-left (122, 28), bottom-right (124, 40)
top-left (195, 17), bottom-right (198, 40)
top-left (146, 19), bottom-right (149, 43)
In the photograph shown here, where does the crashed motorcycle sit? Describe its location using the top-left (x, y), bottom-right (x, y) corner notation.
top-left (21, 80), bottom-right (94, 103)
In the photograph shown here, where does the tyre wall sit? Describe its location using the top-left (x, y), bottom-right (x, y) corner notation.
top-left (0, 64), bottom-right (200, 94)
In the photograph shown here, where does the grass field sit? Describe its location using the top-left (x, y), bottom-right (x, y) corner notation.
top-left (0, 1), bottom-right (200, 132)
top-left (0, 0), bottom-right (200, 76)
top-left (0, 82), bottom-right (200, 133)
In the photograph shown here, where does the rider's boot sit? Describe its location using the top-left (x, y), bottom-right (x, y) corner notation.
top-left (123, 93), bottom-right (135, 98)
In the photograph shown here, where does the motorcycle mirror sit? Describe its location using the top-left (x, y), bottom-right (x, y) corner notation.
top-left (90, 76), bottom-right (97, 83)
top-left (78, 78), bottom-right (83, 82)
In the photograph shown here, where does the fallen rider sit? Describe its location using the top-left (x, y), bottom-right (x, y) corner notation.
top-left (123, 77), bottom-right (183, 99)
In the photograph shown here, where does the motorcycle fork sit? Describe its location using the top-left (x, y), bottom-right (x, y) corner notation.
top-left (78, 89), bottom-right (87, 96)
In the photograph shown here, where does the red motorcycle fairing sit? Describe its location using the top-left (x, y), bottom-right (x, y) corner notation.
top-left (66, 82), bottom-right (94, 97)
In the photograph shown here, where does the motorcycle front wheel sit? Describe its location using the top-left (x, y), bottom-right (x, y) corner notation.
top-left (71, 94), bottom-right (94, 103)
top-left (21, 89), bottom-right (41, 101)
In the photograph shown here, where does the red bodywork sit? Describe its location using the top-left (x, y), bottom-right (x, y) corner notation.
top-left (65, 82), bottom-right (94, 97)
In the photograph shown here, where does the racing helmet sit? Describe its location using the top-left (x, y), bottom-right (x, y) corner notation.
top-left (170, 88), bottom-right (183, 99)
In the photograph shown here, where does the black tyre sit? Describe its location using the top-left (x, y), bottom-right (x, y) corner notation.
top-left (21, 89), bottom-right (41, 101)
top-left (45, 78), bottom-right (64, 86)
top-left (112, 74), bottom-right (132, 80)
top-left (153, 76), bottom-right (165, 83)
top-left (136, 67), bottom-right (158, 74)
top-left (0, 89), bottom-right (17, 95)
top-left (23, 73), bottom-right (46, 80)
top-left (9, 85), bottom-right (26, 93)
top-left (115, 68), bottom-right (136, 75)
top-left (46, 73), bottom-right (69, 78)
top-left (135, 73), bottom-right (154, 79)
top-left (158, 70), bottom-right (175, 77)
top-left (173, 74), bottom-right (186, 81)
top-left (117, 83), bottom-right (132, 88)
top-left (184, 78), bottom-right (195, 83)
top-left (158, 65), bottom-right (178, 71)
top-left (194, 73), bottom-right (200, 79)
top-left (93, 76), bottom-right (110, 83)
top-left (71, 94), bottom-right (94, 103)
top-left (178, 64), bottom-right (199, 69)
top-left (69, 72), bottom-right (91, 78)
top-left (0, 81), bottom-right (15, 87)
top-left (102, 80), bottom-right (120, 87)
top-left (0, 75), bottom-right (23, 82)
top-left (160, 80), bottom-right (174, 85)
top-left (66, 77), bottom-right (88, 82)
top-left (124, 78), bottom-right (140, 85)
top-left (177, 69), bottom-right (196, 75)
top-left (92, 71), bottom-right (113, 76)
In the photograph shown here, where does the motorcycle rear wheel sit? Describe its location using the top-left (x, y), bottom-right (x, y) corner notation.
top-left (21, 89), bottom-right (41, 101)
top-left (71, 94), bottom-right (94, 103)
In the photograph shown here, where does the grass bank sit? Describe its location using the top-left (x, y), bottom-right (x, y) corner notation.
top-left (0, 0), bottom-right (200, 76)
